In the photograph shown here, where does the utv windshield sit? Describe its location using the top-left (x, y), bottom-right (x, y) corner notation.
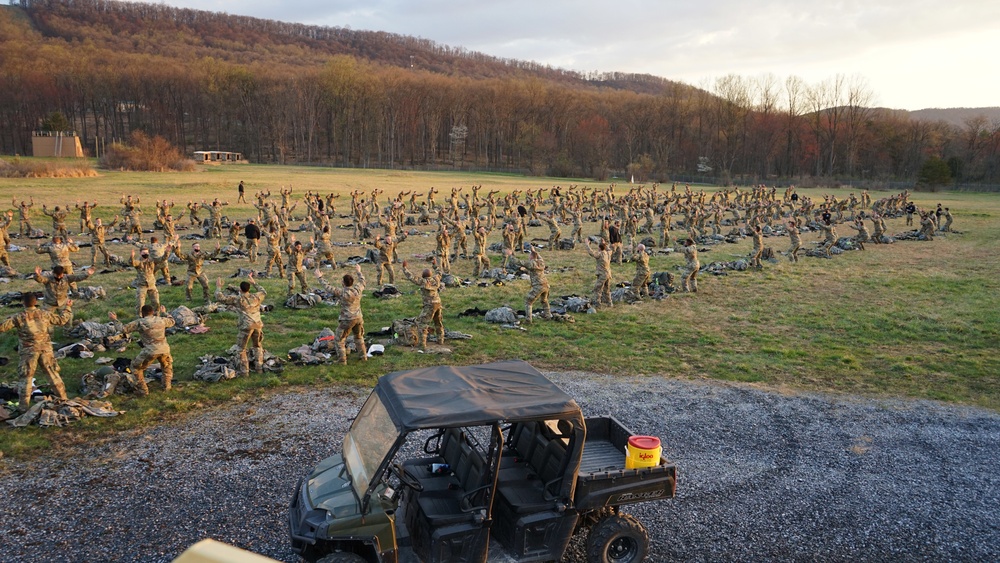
top-left (343, 392), bottom-right (400, 495)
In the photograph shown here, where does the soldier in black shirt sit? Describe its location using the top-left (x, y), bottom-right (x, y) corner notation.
top-left (244, 218), bottom-right (262, 263)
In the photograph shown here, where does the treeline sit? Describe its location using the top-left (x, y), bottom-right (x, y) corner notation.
top-left (2, 0), bottom-right (999, 184)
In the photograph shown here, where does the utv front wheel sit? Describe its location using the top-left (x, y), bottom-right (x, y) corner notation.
top-left (586, 513), bottom-right (649, 563)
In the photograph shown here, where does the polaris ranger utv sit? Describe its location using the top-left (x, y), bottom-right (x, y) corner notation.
top-left (289, 360), bottom-right (676, 563)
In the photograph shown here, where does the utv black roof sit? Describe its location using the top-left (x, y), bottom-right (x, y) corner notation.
top-left (375, 360), bottom-right (584, 431)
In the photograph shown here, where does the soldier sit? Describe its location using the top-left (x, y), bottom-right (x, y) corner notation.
top-left (631, 244), bottom-right (651, 298)
top-left (130, 247), bottom-right (164, 313)
top-left (33, 265), bottom-right (93, 310)
top-left (0, 211), bottom-right (13, 269)
top-left (109, 305), bottom-right (176, 394)
top-left (143, 236), bottom-right (172, 285)
top-left (814, 218), bottom-right (837, 258)
top-left (373, 235), bottom-right (396, 286)
top-left (848, 217), bottom-right (870, 250)
top-left (0, 293), bottom-right (72, 409)
top-left (472, 224), bottom-right (492, 278)
top-left (786, 221), bottom-right (801, 263)
top-left (749, 225), bottom-right (764, 269)
top-left (244, 218), bottom-right (261, 263)
top-left (315, 264), bottom-right (367, 364)
top-left (228, 221), bottom-right (245, 251)
top-left (174, 240), bottom-right (221, 302)
top-left (13, 197), bottom-right (34, 235)
top-left (441, 215), bottom-right (469, 258)
top-left (186, 200), bottom-right (201, 226)
top-left (200, 199), bottom-right (229, 239)
top-left (608, 220), bottom-right (624, 264)
top-left (918, 212), bottom-right (935, 241)
top-left (85, 216), bottom-right (118, 266)
top-left (681, 238), bottom-right (700, 293)
top-left (435, 225), bottom-right (451, 274)
top-left (161, 213), bottom-right (177, 241)
top-left (401, 259), bottom-right (445, 351)
top-left (942, 208), bottom-right (954, 232)
top-left (214, 273), bottom-right (267, 376)
top-left (285, 237), bottom-right (313, 295)
top-left (584, 239), bottom-right (613, 307)
top-left (541, 212), bottom-right (562, 250)
top-left (237, 180), bottom-right (247, 203)
top-left (313, 225), bottom-right (338, 268)
top-left (74, 201), bottom-right (97, 235)
top-left (41, 204), bottom-right (70, 239)
top-left (263, 225), bottom-right (285, 278)
top-left (505, 247), bottom-right (551, 323)
top-left (35, 235), bottom-right (79, 280)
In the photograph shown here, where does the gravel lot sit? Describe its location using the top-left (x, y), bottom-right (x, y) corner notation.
top-left (1, 371), bottom-right (998, 562)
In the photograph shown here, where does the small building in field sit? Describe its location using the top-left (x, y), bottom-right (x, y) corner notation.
top-left (193, 151), bottom-right (247, 164)
top-left (32, 131), bottom-right (84, 158)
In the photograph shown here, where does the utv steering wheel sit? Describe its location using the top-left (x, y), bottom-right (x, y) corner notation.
top-left (391, 464), bottom-right (424, 492)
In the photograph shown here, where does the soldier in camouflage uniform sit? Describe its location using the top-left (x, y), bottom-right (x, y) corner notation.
top-left (749, 225), bottom-right (764, 269)
top-left (313, 225), bottom-right (338, 268)
top-left (200, 199), bottom-right (229, 239)
top-left (174, 240), bottom-right (221, 302)
top-left (215, 273), bottom-right (267, 376)
top-left (848, 217), bottom-right (870, 250)
top-left (435, 225), bottom-right (452, 274)
top-left (12, 197), bottom-right (34, 235)
top-left (130, 247), bottom-right (165, 313)
top-left (36, 235), bottom-right (79, 276)
top-left (316, 264), bottom-right (367, 364)
top-left (85, 216), bottom-right (118, 266)
top-left (143, 236), bottom-right (173, 285)
top-left (33, 264), bottom-right (93, 310)
top-left (0, 211), bottom-right (13, 269)
top-left (785, 221), bottom-right (801, 262)
top-left (401, 260), bottom-right (445, 350)
top-left (109, 305), bottom-right (176, 393)
top-left (373, 235), bottom-right (396, 285)
top-left (285, 237), bottom-right (314, 295)
top-left (541, 212), bottom-right (562, 250)
top-left (263, 225), bottom-right (285, 278)
top-left (228, 221), bottom-right (245, 252)
top-left (584, 239), bottom-right (613, 307)
top-left (41, 204), bottom-right (70, 239)
top-left (505, 247), bottom-right (551, 322)
top-left (681, 238), bottom-right (700, 293)
top-left (0, 293), bottom-right (72, 409)
top-left (814, 218), bottom-right (837, 258)
top-left (472, 224), bottom-right (491, 277)
top-left (74, 201), bottom-right (97, 235)
top-left (631, 244), bottom-right (651, 298)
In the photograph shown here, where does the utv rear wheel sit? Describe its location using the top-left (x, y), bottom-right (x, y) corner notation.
top-left (586, 513), bottom-right (649, 563)
top-left (316, 552), bottom-right (367, 563)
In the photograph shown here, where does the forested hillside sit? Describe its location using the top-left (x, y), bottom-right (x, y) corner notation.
top-left (2, 0), bottom-right (999, 184)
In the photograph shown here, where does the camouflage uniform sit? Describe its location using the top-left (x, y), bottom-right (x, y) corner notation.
top-left (263, 229), bottom-right (285, 277)
top-left (314, 229), bottom-right (338, 267)
top-left (402, 264), bottom-right (445, 350)
top-left (541, 215), bottom-right (562, 249)
top-left (13, 198), bottom-right (34, 235)
top-left (85, 217), bottom-right (118, 266)
top-left (816, 222), bottom-right (837, 257)
top-left (0, 304), bottom-right (72, 408)
top-left (284, 242), bottom-right (313, 294)
top-left (750, 229), bottom-right (764, 269)
top-left (75, 202), bottom-right (96, 235)
top-left (682, 244), bottom-right (700, 292)
top-left (585, 243), bottom-right (613, 307)
top-left (42, 207), bottom-right (70, 239)
top-left (214, 282), bottom-right (267, 376)
top-left (36, 240), bottom-right (79, 275)
top-left (131, 254), bottom-right (163, 313)
top-left (786, 225), bottom-right (801, 262)
top-left (144, 240), bottom-right (172, 284)
top-left (373, 238), bottom-right (396, 285)
top-left (0, 214), bottom-right (12, 268)
top-left (228, 224), bottom-right (245, 251)
top-left (115, 313), bottom-right (176, 393)
top-left (318, 270), bottom-right (367, 364)
top-left (631, 250), bottom-right (651, 298)
top-left (34, 270), bottom-right (91, 310)
top-left (435, 228), bottom-right (451, 274)
top-left (508, 253), bottom-right (551, 322)
top-left (174, 244), bottom-right (220, 301)
top-left (472, 228), bottom-right (491, 277)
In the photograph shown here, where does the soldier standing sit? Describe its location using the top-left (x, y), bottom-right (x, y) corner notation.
top-left (33, 265), bottom-right (93, 310)
top-left (109, 305), bottom-right (176, 394)
top-left (74, 201), bottom-right (97, 235)
top-left (35, 236), bottom-right (80, 282)
top-left (85, 216), bottom-right (118, 266)
top-left (472, 224), bottom-right (492, 278)
top-left (13, 197), bottom-right (34, 235)
top-left (186, 200), bottom-right (201, 226)
top-left (505, 247), bottom-right (551, 323)
top-left (584, 239), bottom-right (613, 307)
top-left (214, 273), bottom-right (267, 376)
top-left (541, 212), bottom-right (562, 250)
top-left (749, 225), bottom-right (764, 269)
top-left (41, 204), bottom-right (70, 239)
top-left (130, 247), bottom-right (164, 313)
top-left (316, 264), bottom-right (367, 364)
top-left (681, 238), bottom-right (700, 293)
top-left (786, 221), bottom-right (801, 263)
top-left (373, 236), bottom-right (396, 286)
top-left (143, 236), bottom-right (172, 285)
top-left (174, 240), bottom-right (221, 302)
top-left (263, 225), bottom-right (285, 278)
top-left (285, 237), bottom-right (313, 295)
top-left (401, 260), bottom-right (445, 351)
top-left (237, 180), bottom-right (247, 203)
top-left (0, 293), bottom-right (72, 409)
top-left (631, 244), bottom-right (651, 298)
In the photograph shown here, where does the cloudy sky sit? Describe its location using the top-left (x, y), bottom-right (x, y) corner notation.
top-left (149, 0), bottom-right (999, 111)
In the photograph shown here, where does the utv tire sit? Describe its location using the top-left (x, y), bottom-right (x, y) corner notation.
top-left (316, 552), bottom-right (367, 563)
top-left (586, 512), bottom-right (649, 563)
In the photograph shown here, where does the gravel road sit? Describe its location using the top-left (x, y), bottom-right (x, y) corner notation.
top-left (1, 371), bottom-right (998, 562)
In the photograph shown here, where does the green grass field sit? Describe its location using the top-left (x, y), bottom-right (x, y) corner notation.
top-left (1, 162), bottom-right (998, 458)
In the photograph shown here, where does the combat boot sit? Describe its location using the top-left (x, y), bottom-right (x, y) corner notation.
top-left (524, 305), bottom-right (533, 324)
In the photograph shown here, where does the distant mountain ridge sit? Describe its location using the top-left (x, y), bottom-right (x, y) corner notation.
top-left (908, 107), bottom-right (1000, 127)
